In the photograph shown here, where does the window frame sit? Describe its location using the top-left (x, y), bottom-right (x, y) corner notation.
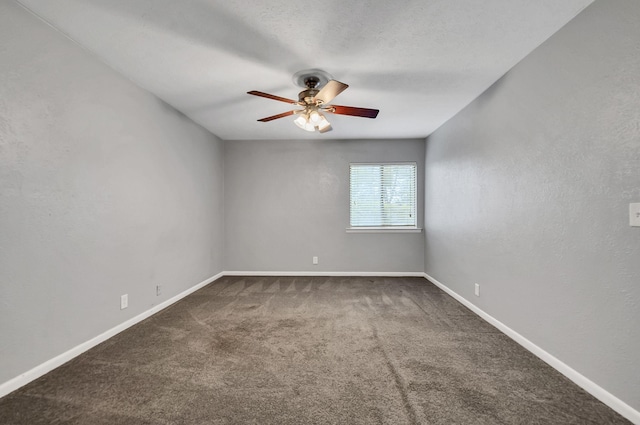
top-left (347, 162), bottom-right (422, 233)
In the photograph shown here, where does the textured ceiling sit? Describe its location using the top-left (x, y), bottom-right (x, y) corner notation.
top-left (16, 0), bottom-right (594, 140)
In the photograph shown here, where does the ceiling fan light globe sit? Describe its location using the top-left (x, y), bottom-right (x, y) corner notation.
top-left (318, 117), bottom-right (331, 131)
top-left (294, 115), bottom-right (308, 129)
top-left (309, 111), bottom-right (321, 123)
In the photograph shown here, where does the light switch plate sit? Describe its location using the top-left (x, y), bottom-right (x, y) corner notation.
top-left (630, 203), bottom-right (640, 227)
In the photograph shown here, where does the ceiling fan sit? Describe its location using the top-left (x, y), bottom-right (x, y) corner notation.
top-left (247, 70), bottom-right (379, 133)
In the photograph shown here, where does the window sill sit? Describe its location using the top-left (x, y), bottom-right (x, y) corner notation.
top-left (346, 227), bottom-right (423, 234)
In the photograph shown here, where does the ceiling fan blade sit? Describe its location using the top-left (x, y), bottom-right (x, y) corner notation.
top-left (329, 105), bottom-right (379, 119)
top-left (313, 80), bottom-right (349, 104)
top-left (247, 90), bottom-right (298, 104)
top-left (257, 110), bottom-right (296, 122)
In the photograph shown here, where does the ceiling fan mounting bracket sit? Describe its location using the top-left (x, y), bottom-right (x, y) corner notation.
top-left (292, 69), bottom-right (333, 89)
top-left (304, 76), bottom-right (320, 89)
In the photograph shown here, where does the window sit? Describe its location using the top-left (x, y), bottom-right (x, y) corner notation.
top-left (349, 162), bottom-right (418, 231)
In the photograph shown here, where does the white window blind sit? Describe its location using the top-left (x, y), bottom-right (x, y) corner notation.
top-left (349, 163), bottom-right (417, 228)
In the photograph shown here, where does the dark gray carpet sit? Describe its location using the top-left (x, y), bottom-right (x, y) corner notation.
top-left (0, 276), bottom-right (631, 424)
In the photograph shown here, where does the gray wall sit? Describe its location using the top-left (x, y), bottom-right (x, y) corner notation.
top-left (224, 139), bottom-right (425, 273)
top-left (424, 0), bottom-right (640, 411)
top-left (0, 2), bottom-right (224, 384)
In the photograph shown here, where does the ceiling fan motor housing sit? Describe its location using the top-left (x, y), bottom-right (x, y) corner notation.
top-left (299, 88), bottom-right (319, 104)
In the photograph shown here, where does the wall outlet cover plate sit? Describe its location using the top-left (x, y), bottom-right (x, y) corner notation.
top-left (630, 203), bottom-right (640, 227)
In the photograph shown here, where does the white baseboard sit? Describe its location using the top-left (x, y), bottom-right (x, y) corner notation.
top-left (423, 272), bottom-right (640, 425)
top-left (223, 271), bottom-right (425, 277)
top-left (0, 272), bottom-right (224, 399)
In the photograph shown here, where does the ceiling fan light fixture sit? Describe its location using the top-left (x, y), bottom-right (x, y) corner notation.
top-left (294, 110), bottom-right (330, 132)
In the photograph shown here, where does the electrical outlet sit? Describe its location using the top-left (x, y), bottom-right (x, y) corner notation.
top-left (120, 294), bottom-right (128, 310)
top-left (156, 285), bottom-right (162, 296)
top-left (313, 256), bottom-right (318, 265)
top-left (630, 203), bottom-right (640, 227)
top-left (474, 283), bottom-right (480, 297)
